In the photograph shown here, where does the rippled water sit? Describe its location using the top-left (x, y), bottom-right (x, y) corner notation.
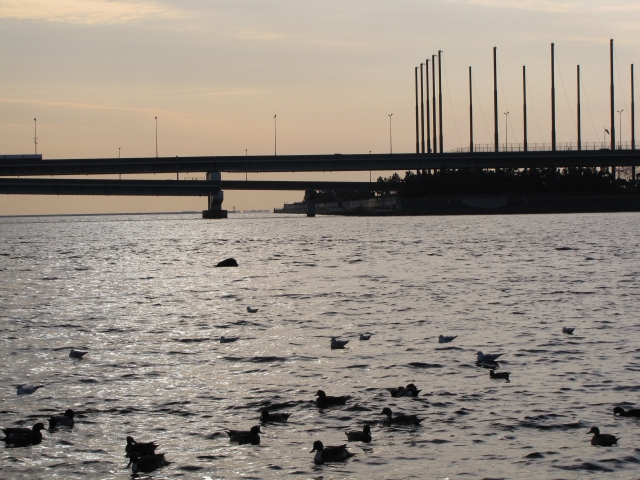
top-left (1, 212), bottom-right (640, 479)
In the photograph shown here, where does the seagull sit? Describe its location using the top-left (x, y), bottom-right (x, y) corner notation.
top-left (613, 406), bottom-right (640, 418)
top-left (315, 389), bottom-right (350, 406)
top-left (129, 453), bottom-right (170, 473)
top-left (260, 409), bottom-right (290, 423)
top-left (477, 351), bottom-right (503, 363)
top-left (562, 327), bottom-right (575, 334)
top-left (489, 370), bottom-right (510, 381)
top-left (48, 409), bottom-right (75, 429)
top-left (438, 335), bottom-right (457, 343)
top-left (226, 425), bottom-right (261, 445)
top-left (587, 427), bottom-right (618, 447)
top-left (2, 423), bottom-right (45, 445)
top-left (310, 440), bottom-right (354, 464)
top-left (359, 334), bottom-right (372, 341)
top-left (247, 307), bottom-right (258, 313)
top-left (345, 425), bottom-right (372, 443)
top-left (125, 436), bottom-right (159, 457)
top-left (380, 407), bottom-right (423, 425)
top-left (330, 337), bottom-right (349, 349)
top-left (220, 336), bottom-right (239, 343)
top-left (16, 385), bottom-right (43, 395)
top-left (69, 349), bottom-right (88, 358)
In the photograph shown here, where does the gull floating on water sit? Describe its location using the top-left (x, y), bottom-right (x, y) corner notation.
top-left (359, 334), bottom-right (372, 341)
top-left (477, 351), bottom-right (503, 363)
top-left (562, 327), bottom-right (575, 334)
top-left (16, 385), bottom-right (43, 395)
top-left (220, 336), bottom-right (239, 343)
top-left (310, 440), bottom-right (354, 464)
top-left (247, 307), bottom-right (258, 313)
top-left (330, 337), bottom-right (349, 349)
top-left (438, 335), bottom-right (458, 343)
top-left (69, 349), bottom-right (88, 358)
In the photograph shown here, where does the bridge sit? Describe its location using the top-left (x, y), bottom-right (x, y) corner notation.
top-left (1, 150), bottom-right (638, 217)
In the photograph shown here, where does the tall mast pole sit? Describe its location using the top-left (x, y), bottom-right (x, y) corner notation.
top-left (432, 54), bottom-right (437, 153)
top-left (493, 46), bottom-right (498, 152)
top-left (415, 66), bottom-right (419, 154)
top-left (426, 59), bottom-right (431, 154)
top-left (610, 39), bottom-right (615, 179)
top-left (438, 50), bottom-right (444, 153)
top-left (632, 64), bottom-right (636, 182)
top-left (577, 65), bottom-right (581, 150)
top-left (469, 66), bottom-right (473, 153)
top-left (551, 43), bottom-right (556, 151)
top-left (420, 63), bottom-right (425, 154)
top-left (523, 66), bottom-right (528, 152)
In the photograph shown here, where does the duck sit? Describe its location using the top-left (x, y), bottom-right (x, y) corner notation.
top-left (477, 351), bottom-right (503, 363)
top-left (315, 390), bottom-right (350, 406)
top-left (16, 385), bottom-right (43, 395)
top-left (380, 407), bottom-right (423, 425)
top-left (489, 370), bottom-right (510, 381)
top-left (587, 427), bottom-right (618, 446)
top-left (260, 409), bottom-right (290, 423)
top-left (310, 440), bottom-right (354, 464)
top-left (345, 425), bottom-right (372, 443)
top-left (330, 337), bottom-right (349, 349)
top-left (125, 436), bottom-right (159, 457)
top-left (562, 327), bottom-right (575, 334)
top-left (69, 349), bottom-right (87, 358)
top-left (359, 334), bottom-right (372, 340)
top-left (128, 452), bottom-right (169, 473)
top-left (247, 307), bottom-right (258, 313)
top-left (48, 409), bottom-right (75, 429)
top-left (387, 384), bottom-right (421, 397)
top-left (613, 406), bottom-right (640, 418)
top-left (438, 335), bottom-right (457, 343)
top-left (227, 425), bottom-right (261, 445)
top-left (2, 423), bottom-right (45, 445)
top-left (220, 336), bottom-right (239, 343)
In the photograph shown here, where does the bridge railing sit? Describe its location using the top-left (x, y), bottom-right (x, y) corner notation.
top-left (449, 141), bottom-right (638, 153)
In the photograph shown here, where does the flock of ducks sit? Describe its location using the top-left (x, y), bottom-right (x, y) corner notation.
top-left (2, 315), bottom-right (635, 472)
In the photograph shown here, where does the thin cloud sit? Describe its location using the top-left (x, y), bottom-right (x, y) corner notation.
top-left (0, 0), bottom-right (184, 25)
top-left (465, 0), bottom-right (640, 15)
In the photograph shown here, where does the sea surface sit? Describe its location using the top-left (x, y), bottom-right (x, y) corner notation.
top-left (1, 212), bottom-right (639, 479)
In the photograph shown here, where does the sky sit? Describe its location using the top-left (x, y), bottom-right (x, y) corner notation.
top-left (1, 0), bottom-right (639, 215)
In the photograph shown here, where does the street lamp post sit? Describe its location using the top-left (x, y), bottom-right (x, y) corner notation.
top-left (617, 109), bottom-right (624, 149)
top-left (388, 114), bottom-right (393, 154)
top-left (33, 118), bottom-right (37, 155)
top-left (155, 116), bottom-right (158, 158)
top-left (274, 115), bottom-right (277, 156)
top-left (119, 147), bottom-right (121, 180)
top-left (504, 111), bottom-right (509, 151)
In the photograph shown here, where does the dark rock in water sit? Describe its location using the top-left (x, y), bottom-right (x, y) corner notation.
top-left (216, 258), bottom-right (238, 268)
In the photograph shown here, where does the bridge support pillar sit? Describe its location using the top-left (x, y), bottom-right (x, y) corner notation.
top-left (306, 190), bottom-right (316, 217)
top-left (202, 172), bottom-right (228, 219)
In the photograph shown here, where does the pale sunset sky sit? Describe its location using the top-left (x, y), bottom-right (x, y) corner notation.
top-left (0, 0), bottom-right (638, 214)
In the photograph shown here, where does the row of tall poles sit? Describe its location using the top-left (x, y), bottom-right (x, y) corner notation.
top-left (414, 52), bottom-right (444, 154)
top-left (414, 40), bottom-right (636, 166)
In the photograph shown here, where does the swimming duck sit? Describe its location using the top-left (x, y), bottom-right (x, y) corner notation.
top-left (69, 349), bottom-right (87, 358)
top-left (380, 407), bottom-right (423, 425)
top-left (310, 440), bottom-right (354, 464)
top-left (330, 337), bottom-right (349, 349)
top-left (587, 427), bottom-right (618, 446)
top-left (359, 334), bottom-right (372, 340)
top-left (345, 424), bottom-right (372, 443)
top-left (562, 327), bottom-right (575, 334)
top-left (438, 335), bottom-right (457, 343)
top-left (129, 452), bottom-right (169, 473)
top-left (613, 406), bottom-right (640, 417)
top-left (227, 425), bottom-right (261, 445)
top-left (247, 307), bottom-right (258, 313)
top-left (315, 390), bottom-right (350, 406)
top-left (125, 436), bottom-right (159, 457)
top-left (387, 384), bottom-right (421, 397)
top-left (476, 351), bottom-right (503, 363)
top-left (16, 385), bottom-right (43, 395)
top-left (48, 409), bottom-right (75, 429)
top-left (489, 370), bottom-right (510, 381)
top-left (220, 336), bottom-right (239, 343)
top-left (260, 409), bottom-right (291, 423)
top-left (2, 423), bottom-right (45, 445)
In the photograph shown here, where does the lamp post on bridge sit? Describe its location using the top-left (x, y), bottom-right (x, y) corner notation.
top-left (155, 116), bottom-right (158, 158)
top-left (388, 114), bottom-right (393, 154)
top-left (119, 147), bottom-right (121, 180)
top-left (274, 115), bottom-right (277, 156)
top-left (33, 118), bottom-right (37, 155)
top-left (617, 109), bottom-right (624, 149)
top-left (504, 111), bottom-right (509, 151)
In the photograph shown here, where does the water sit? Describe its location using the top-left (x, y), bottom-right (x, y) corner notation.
top-left (1, 212), bottom-right (639, 479)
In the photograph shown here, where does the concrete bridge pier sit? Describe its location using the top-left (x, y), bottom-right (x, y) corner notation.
top-left (306, 190), bottom-right (316, 217)
top-left (202, 172), bottom-right (228, 219)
